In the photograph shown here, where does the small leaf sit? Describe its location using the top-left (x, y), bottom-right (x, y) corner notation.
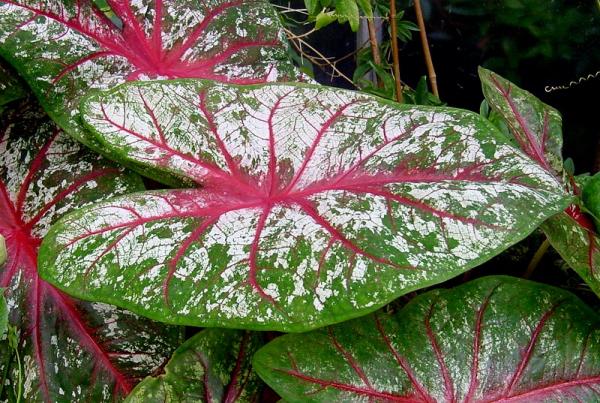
top-left (335, 0), bottom-right (360, 31)
top-left (253, 276), bottom-right (600, 402)
top-left (304, 0), bottom-right (321, 16)
top-left (478, 67), bottom-right (564, 176)
top-left (0, 0), bottom-right (302, 186)
top-left (542, 210), bottom-right (600, 296)
top-left (479, 67), bottom-right (600, 297)
top-left (315, 11), bottom-right (338, 30)
top-left (0, 99), bottom-right (182, 401)
top-left (126, 329), bottom-right (264, 402)
top-left (38, 81), bottom-right (570, 331)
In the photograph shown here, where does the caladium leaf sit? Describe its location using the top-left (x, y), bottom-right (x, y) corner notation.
top-left (0, 100), bottom-right (182, 401)
top-left (479, 67), bottom-right (600, 296)
top-left (0, 0), bottom-right (301, 185)
top-left (583, 172), bottom-right (600, 229)
top-left (38, 80), bottom-right (571, 331)
top-left (478, 67), bottom-right (564, 177)
top-left (126, 329), bottom-right (264, 402)
top-left (542, 210), bottom-right (600, 295)
top-left (253, 275), bottom-right (600, 402)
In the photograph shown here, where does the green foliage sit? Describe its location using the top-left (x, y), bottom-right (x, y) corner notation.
top-left (254, 276), bottom-right (600, 402)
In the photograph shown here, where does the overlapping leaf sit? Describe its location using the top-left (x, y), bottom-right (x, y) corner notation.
top-left (253, 276), bottom-right (600, 402)
top-left (37, 80), bottom-right (571, 331)
top-left (0, 100), bottom-right (182, 401)
top-left (479, 67), bottom-right (600, 296)
top-left (479, 67), bottom-right (564, 176)
top-left (126, 329), bottom-right (264, 402)
top-left (0, 0), bottom-right (300, 184)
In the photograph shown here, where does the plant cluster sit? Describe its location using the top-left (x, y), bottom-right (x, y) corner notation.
top-left (0, 0), bottom-right (599, 402)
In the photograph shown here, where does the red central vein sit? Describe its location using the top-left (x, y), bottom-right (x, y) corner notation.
top-left (198, 91), bottom-right (239, 177)
top-left (266, 90), bottom-right (295, 195)
top-left (294, 199), bottom-right (416, 271)
top-left (223, 332), bottom-right (250, 403)
top-left (503, 301), bottom-right (564, 398)
top-left (99, 102), bottom-right (231, 182)
top-left (274, 368), bottom-right (415, 401)
top-left (489, 375), bottom-right (600, 402)
top-left (424, 301), bottom-right (455, 403)
top-left (164, 0), bottom-right (245, 63)
top-left (284, 101), bottom-right (358, 194)
top-left (465, 286), bottom-right (499, 402)
top-left (338, 186), bottom-right (501, 229)
top-left (195, 352), bottom-right (213, 403)
top-left (328, 328), bottom-right (373, 389)
top-left (15, 130), bottom-right (60, 215)
top-left (162, 217), bottom-right (218, 306)
top-left (374, 315), bottom-right (434, 402)
top-left (47, 285), bottom-right (133, 394)
top-left (489, 75), bottom-right (552, 173)
top-left (248, 207), bottom-right (275, 301)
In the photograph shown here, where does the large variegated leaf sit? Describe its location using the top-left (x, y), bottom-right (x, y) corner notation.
top-left (0, 0), bottom-right (300, 185)
top-left (38, 81), bottom-right (570, 331)
top-left (0, 100), bottom-right (182, 401)
top-left (253, 276), bottom-right (600, 402)
top-left (479, 67), bottom-right (563, 176)
top-left (126, 329), bottom-right (264, 402)
top-left (479, 67), bottom-right (600, 296)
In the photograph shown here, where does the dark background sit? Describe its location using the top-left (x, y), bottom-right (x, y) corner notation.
top-left (304, 0), bottom-right (600, 174)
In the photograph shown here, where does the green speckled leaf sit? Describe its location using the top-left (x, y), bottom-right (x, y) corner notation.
top-left (37, 80), bottom-right (570, 331)
top-left (254, 276), bottom-right (600, 402)
top-left (479, 68), bottom-right (600, 297)
top-left (0, 0), bottom-right (301, 185)
top-left (583, 172), bottom-right (600, 229)
top-left (0, 100), bottom-right (182, 402)
top-left (542, 210), bottom-right (600, 296)
top-left (126, 329), bottom-right (264, 403)
top-left (478, 67), bottom-right (564, 176)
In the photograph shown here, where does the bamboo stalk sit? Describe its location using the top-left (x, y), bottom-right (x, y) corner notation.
top-left (413, 0), bottom-right (439, 98)
top-left (389, 0), bottom-right (403, 102)
top-left (523, 239), bottom-right (550, 279)
top-left (366, 18), bottom-right (383, 88)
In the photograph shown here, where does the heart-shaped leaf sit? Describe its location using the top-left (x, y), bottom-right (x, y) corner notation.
top-left (126, 329), bottom-right (264, 402)
top-left (38, 81), bottom-right (570, 331)
top-left (0, 100), bottom-right (182, 401)
top-left (479, 67), bottom-right (600, 296)
top-left (253, 276), bottom-right (600, 402)
top-left (0, 0), bottom-right (301, 185)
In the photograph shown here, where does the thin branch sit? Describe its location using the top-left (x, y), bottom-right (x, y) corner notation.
top-left (389, 0), bottom-right (403, 102)
top-left (366, 17), bottom-right (383, 88)
top-left (523, 238), bottom-right (550, 279)
top-left (284, 28), bottom-right (358, 87)
top-left (414, 0), bottom-right (439, 98)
